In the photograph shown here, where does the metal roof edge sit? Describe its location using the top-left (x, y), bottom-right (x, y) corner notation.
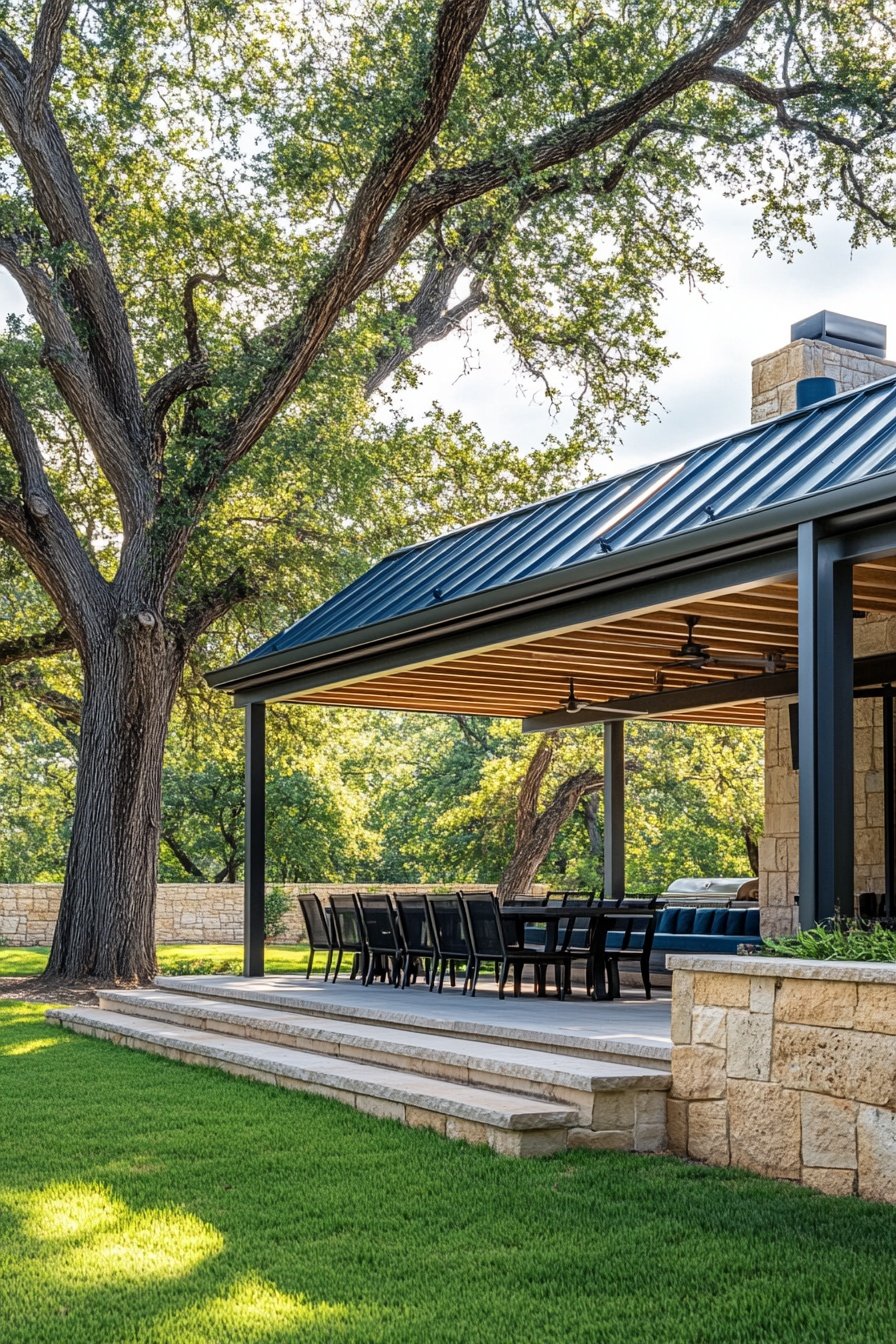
top-left (206, 462), bottom-right (896, 696)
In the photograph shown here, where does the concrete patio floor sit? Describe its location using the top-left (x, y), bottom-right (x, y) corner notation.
top-left (154, 973), bottom-right (673, 1065)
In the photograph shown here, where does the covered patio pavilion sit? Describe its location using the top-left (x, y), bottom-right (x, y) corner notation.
top-left (207, 376), bottom-right (896, 976)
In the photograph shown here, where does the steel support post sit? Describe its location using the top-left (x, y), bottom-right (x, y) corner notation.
top-left (244, 702), bottom-right (266, 977)
top-left (604, 719), bottom-right (626, 899)
top-left (797, 522), bottom-right (854, 926)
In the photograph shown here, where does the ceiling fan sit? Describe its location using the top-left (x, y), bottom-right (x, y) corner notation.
top-left (655, 615), bottom-right (790, 680)
top-left (560, 677), bottom-right (607, 715)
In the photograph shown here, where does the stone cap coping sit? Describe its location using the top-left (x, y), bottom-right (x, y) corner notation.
top-left (666, 952), bottom-right (896, 985)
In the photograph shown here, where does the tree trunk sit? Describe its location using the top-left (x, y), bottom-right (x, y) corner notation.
top-left (496, 734), bottom-right (602, 901)
top-left (46, 623), bottom-right (182, 983)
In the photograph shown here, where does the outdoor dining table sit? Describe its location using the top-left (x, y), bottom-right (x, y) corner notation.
top-left (499, 902), bottom-right (656, 1001)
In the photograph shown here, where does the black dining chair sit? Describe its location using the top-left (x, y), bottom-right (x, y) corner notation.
top-left (426, 894), bottom-right (471, 993)
top-left (354, 892), bottom-right (403, 986)
top-left (297, 893), bottom-right (336, 980)
top-left (461, 893), bottom-right (569, 998)
top-left (328, 893), bottom-right (366, 982)
top-left (603, 911), bottom-right (658, 999)
top-left (393, 894), bottom-right (434, 988)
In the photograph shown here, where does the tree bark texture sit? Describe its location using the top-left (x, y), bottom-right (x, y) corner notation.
top-left (496, 735), bottom-right (603, 900)
top-left (46, 624), bottom-right (182, 982)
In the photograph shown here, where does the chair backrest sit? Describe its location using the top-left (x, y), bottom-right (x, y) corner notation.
top-left (393, 894), bottom-right (433, 955)
top-left (501, 891), bottom-right (547, 906)
top-left (298, 894), bottom-right (330, 945)
top-left (610, 912), bottom-right (657, 954)
top-left (354, 893), bottom-right (401, 955)
top-left (460, 894), bottom-right (506, 959)
top-left (547, 889), bottom-right (595, 906)
top-left (426, 895), bottom-right (469, 958)
top-left (329, 893), bottom-right (364, 951)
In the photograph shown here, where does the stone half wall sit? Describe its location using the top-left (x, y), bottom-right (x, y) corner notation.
top-left (751, 339), bottom-right (896, 422)
top-left (668, 954), bottom-right (896, 1202)
top-left (0, 881), bottom-right (505, 947)
top-left (760, 613), bottom-right (896, 936)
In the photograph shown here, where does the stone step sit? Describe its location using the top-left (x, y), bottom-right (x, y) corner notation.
top-left (47, 1007), bottom-right (579, 1157)
top-left (97, 988), bottom-right (669, 1131)
top-left (152, 974), bottom-right (672, 1070)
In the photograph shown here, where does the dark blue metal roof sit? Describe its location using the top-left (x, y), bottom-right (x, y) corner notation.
top-left (245, 376), bottom-right (896, 662)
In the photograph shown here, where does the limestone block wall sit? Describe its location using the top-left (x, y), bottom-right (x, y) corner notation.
top-left (751, 339), bottom-right (896, 422)
top-left (0, 881), bottom-right (510, 947)
top-left (759, 614), bottom-right (896, 935)
top-left (668, 954), bottom-right (896, 1202)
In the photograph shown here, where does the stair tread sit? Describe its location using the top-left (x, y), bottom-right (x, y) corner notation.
top-left (152, 974), bottom-right (672, 1066)
top-left (100, 989), bottom-right (669, 1091)
top-left (48, 1007), bottom-right (580, 1129)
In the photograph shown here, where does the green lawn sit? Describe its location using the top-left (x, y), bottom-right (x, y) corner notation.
top-left (2, 1003), bottom-right (896, 1343)
top-left (0, 944), bottom-right (324, 977)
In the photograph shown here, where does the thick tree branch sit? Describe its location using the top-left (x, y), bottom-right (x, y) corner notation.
top-left (0, 18), bottom-right (147, 471)
top-left (207, 0), bottom-right (490, 475)
top-left (0, 367), bottom-right (107, 633)
top-left (25, 0), bottom-right (71, 124)
top-left (175, 568), bottom-right (258, 649)
top-left (0, 240), bottom-right (147, 531)
top-left (357, 0), bottom-right (782, 288)
top-left (0, 620), bottom-right (72, 666)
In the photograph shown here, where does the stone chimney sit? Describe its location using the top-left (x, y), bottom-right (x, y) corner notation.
top-left (751, 311), bottom-right (895, 423)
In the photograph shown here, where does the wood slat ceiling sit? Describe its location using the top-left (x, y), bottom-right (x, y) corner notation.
top-left (281, 564), bottom-right (896, 726)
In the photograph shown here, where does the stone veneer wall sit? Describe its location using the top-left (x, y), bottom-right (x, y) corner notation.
top-left (751, 338), bottom-right (896, 422)
top-left (0, 881), bottom-right (507, 947)
top-left (760, 613), bottom-right (896, 936)
top-left (668, 954), bottom-right (896, 1202)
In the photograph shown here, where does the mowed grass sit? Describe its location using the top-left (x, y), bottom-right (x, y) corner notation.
top-left (2, 1003), bottom-right (896, 1344)
top-left (0, 944), bottom-right (322, 977)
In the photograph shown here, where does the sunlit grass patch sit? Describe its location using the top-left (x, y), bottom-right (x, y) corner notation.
top-left (2, 1001), bottom-right (896, 1343)
top-left (0, 944), bottom-right (324, 978)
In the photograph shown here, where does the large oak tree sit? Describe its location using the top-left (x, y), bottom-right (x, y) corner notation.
top-left (0, 0), bottom-right (891, 980)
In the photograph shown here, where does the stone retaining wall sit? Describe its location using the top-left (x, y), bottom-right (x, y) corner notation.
top-left (0, 881), bottom-right (512, 947)
top-left (668, 953), bottom-right (896, 1202)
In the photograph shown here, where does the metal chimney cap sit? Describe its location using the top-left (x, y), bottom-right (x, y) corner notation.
top-left (791, 310), bottom-right (886, 357)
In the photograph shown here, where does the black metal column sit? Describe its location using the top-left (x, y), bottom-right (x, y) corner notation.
top-left (604, 720), bottom-right (625, 899)
top-left (797, 521), bottom-right (854, 927)
top-left (244, 702), bottom-right (266, 977)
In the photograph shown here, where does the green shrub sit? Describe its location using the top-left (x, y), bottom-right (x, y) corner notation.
top-left (758, 922), bottom-right (896, 962)
top-left (264, 884), bottom-right (291, 942)
top-left (162, 956), bottom-right (243, 975)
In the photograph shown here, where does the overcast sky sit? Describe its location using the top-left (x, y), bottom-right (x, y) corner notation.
top-left (394, 187), bottom-right (896, 476)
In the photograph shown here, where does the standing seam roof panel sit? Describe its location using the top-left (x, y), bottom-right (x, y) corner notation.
top-left (242, 375), bottom-right (896, 663)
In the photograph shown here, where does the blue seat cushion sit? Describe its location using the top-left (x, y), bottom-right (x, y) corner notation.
top-left (693, 909), bottom-right (715, 934)
top-left (657, 908), bottom-right (680, 933)
top-left (744, 908), bottom-right (761, 936)
top-left (726, 909), bottom-right (748, 937)
top-left (675, 909), bottom-right (696, 934)
top-left (710, 908), bottom-right (731, 934)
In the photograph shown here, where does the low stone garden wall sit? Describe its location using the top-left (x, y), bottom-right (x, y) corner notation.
top-left (667, 953), bottom-right (896, 1202)
top-left (0, 881), bottom-right (508, 947)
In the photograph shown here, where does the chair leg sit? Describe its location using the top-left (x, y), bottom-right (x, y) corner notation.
top-left (513, 961), bottom-right (523, 997)
top-left (642, 956), bottom-right (652, 999)
top-left (469, 958), bottom-right (481, 997)
top-left (305, 940), bottom-right (315, 978)
top-left (449, 964), bottom-right (456, 988)
top-left (497, 957), bottom-right (509, 1000)
top-left (323, 947), bottom-right (334, 981)
top-left (553, 962), bottom-right (563, 998)
top-left (438, 961), bottom-right (447, 994)
top-left (332, 949), bottom-right (344, 982)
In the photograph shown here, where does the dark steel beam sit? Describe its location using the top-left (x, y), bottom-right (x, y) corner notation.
top-left (604, 721), bottom-right (625, 899)
top-left (244, 703), bottom-right (266, 977)
top-left (522, 651), bottom-right (896, 732)
top-left (522, 670), bottom-right (798, 731)
top-left (798, 523), bottom-right (854, 927)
